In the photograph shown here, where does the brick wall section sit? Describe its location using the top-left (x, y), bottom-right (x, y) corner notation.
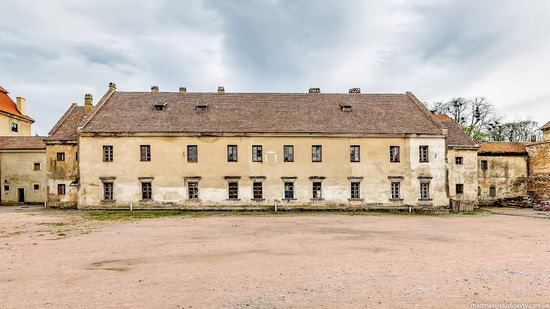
top-left (526, 142), bottom-right (550, 200)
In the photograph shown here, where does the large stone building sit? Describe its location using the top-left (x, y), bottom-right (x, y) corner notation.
top-left (75, 86), bottom-right (450, 210)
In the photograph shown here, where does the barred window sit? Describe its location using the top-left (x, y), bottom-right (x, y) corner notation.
top-left (284, 145), bottom-right (294, 162)
top-left (284, 182), bottom-right (294, 199)
top-left (390, 182), bottom-right (400, 199)
top-left (141, 182), bottom-right (152, 200)
top-left (103, 182), bottom-right (113, 200)
top-left (188, 182), bottom-right (199, 199)
top-left (312, 182), bottom-right (322, 199)
top-left (103, 145), bottom-right (113, 162)
top-left (56, 152), bottom-right (65, 161)
top-left (390, 146), bottom-right (400, 162)
top-left (419, 145), bottom-right (429, 163)
top-left (455, 157), bottom-right (463, 165)
top-left (187, 145), bottom-right (198, 162)
top-left (253, 182), bottom-right (263, 199)
top-left (420, 182), bottom-right (430, 199)
top-left (227, 145), bottom-right (238, 162)
top-left (33, 184), bottom-right (40, 190)
top-left (140, 145), bottom-right (151, 161)
top-left (252, 145), bottom-right (263, 162)
top-left (58, 184), bottom-right (66, 195)
top-left (312, 145), bottom-right (322, 162)
top-left (228, 182), bottom-right (239, 199)
top-left (350, 145), bottom-right (360, 162)
top-left (351, 182), bottom-right (360, 199)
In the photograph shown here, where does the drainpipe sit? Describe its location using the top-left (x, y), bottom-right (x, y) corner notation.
top-left (130, 202), bottom-right (133, 211)
top-left (274, 199), bottom-right (279, 212)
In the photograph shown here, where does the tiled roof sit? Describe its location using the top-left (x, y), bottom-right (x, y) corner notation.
top-left (433, 113), bottom-right (477, 147)
top-left (478, 142), bottom-right (528, 154)
top-left (80, 91), bottom-right (445, 135)
top-left (0, 85), bottom-right (34, 122)
top-left (0, 136), bottom-right (46, 150)
top-left (541, 121), bottom-right (550, 130)
top-left (45, 104), bottom-right (87, 142)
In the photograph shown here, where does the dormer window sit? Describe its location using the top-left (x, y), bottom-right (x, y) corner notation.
top-left (339, 103), bottom-right (352, 112)
top-left (154, 102), bottom-right (167, 111)
top-left (196, 102), bottom-right (208, 112)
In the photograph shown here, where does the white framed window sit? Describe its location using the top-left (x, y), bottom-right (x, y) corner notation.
top-left (419, 145), bottom-right (429, 163)
top-left (250, 176), bottom-right (265, 200)
top-left (185, 177), bottom-right (201, 200)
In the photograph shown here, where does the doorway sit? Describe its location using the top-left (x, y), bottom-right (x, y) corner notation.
top-left (18, 188), bottom-right (25, 203)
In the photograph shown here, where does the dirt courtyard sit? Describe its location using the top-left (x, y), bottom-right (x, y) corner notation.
top-left (1, 208), bottom-right (549, 308)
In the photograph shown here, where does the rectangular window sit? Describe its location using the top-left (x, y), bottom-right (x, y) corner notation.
top-left (103, 182), bottom-right (113, 200)
top-left (489, 186), bottom-right (496, 197)
top-left (76, 152), bottom-right (79, 161)
top-left (141, 182), bottom-right (152, 200)
top-left (350, 182), bottom-right (361, 199)
top-left (284, 145), bottom-right (294, 162)
top-left (390, 182), bottom-right (401, 199)
top-left (187, 145), bottom-right (198, 162)
top-left (481, 160), bottom-right (488, 170)
top-left (4, 185), bottom-right (9, 191)
top-left (455, 157), bottom-right (464, 165)
top-left (390, 146), bottom-right (400, 162)
top-left (33, 184), bottom-right (40, 190)
top-left (420, 182), bottom-right (430, 199)
top-left (33, 163), bottom-right (41, 171)
top-left (312, 182), bottom-right (322, 199)
top-left (419, 145), bottom-right (429, 162)
top-left (284, 182), bottom-right (294, 199)
top-left (228, 182), bottom-right (239, 199)
top-left (11, 122), bottom-right (18, 133)
top-left (103, 145), bottom-right (113, 162)
top-left (252, 145), bottom-right (263, 162)
top-left (140, 145), bottom-right (151, 161)
top-left (312, 145), bottom-right (322, 162)
top-left (456, 184), bottom-right (464, 194)
top-left (56, 152), bottom-right (65, 161)
top-left (350, 145), bottom-right (360, 162)
top-left (188, 182), bottom-right (199, 199)
top-left (58, 184), bottom-right (66, 195)
top-left (253, 182), bottom-right (263, 199)
top-left (227, 145), bottom-right (238, 162)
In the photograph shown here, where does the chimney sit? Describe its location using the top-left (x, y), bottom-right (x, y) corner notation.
top-left (151, 85), bottom-right (159, 93)
top-left (349, 88), bottom-right (361, 94)
top-left (308, 88), bottom-right (321, 93)
top-left (15, 97), bottom-right (26, 115)
top-left (217, 86), bottom-right (225, 93)
top-left (179, 87), bottom-right (187, 93)
top-left (108, 82), bottom-right (117, 92)
top-left (84, 94), bottom-right (93, 114)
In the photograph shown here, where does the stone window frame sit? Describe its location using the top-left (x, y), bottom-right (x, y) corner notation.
top-left (249, 176), bottom-right (266, 201)
top-left (184, 176), bottom-right (201, 200)
top-left (224, 176), bottom-right (241, 201)
top-left (138, 177), bottom-right (154, 201)
top-left (100, 177), bottom-right (116, 202)
top-left (348, 176), bottom-right (363, 201)
top-left (388, 176), bottom-right (404, 201)
top-left (418, 176), bottom-right (432, 201)
top-left (419, 145), bottom-right (429, 163)
top-left (309, 176), bottom-right (325, 200)
top-left (281, 177), bottom-right (297, 200)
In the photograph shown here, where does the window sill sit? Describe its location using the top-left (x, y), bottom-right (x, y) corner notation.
top-left (348, 198), bottom-right (363, 202)
top-left (139, 199), bottom-right (153, 202)
top-left (252, 198), bottom-right (265, 202)
top-left (101, 200), bottom-right (116, 203)
top-left (282, 198), bottom-right (297, 201)
top-left (187, 198), bottom-right (200, 202)
top-left (226, 198), bottom-right (241, 201)
top-left (389, 198), bottom-right (404, 202)
top-left (390, 161), bottom-right (400, 163)
top-left (310, 198), bottom-right (324, 201)
top-left (418, 198), bottom-right (433, 201)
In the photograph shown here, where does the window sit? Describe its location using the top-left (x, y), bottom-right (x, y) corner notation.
top-left (419, 145), bottom-right (429, 162)
top-left (76, 152), bottom-right (79, 161)
top-left (103, 182), bottom-right (113, 200)
top-left (140, 145), bottom-right (151, 161)
top-left (390, 182), bottom-right (401, 199)
top-left (456, 184), bottom-right (464, 194)
top-left (390, 146), bottom-right (400, 162)
top-left (228, 182), bottom-right (239, 199)
top-left (253, 182), bottom-right (263, 199)
top-left (350, 145), bottom-right (360, 162)
top-left (227, 145), bottom-right (238, 162)
top-left (33, 184), bottom-right (40, 190)
top-left (489, 186), bottom-right (496, 197)
top-left (420, 182), bottom-right (430, 200)
top-left (187, 145), bottom-right (198, 162)
top-left (141, 182), bottom-right (152, 200)
top-left (455, 157), bottom-right (464, 165)
top-left (312, 182), bottom-right (322, 199)
top-left (4, 185), bottom-right (9, 191)
top-left (56, 152), bottom-right (65, 161)
top-left (188, 182), bottom-right (199, 199)
top-left (350, 182), bottom-right (361, 199)
top-left (481, 160), bottom-right (488, 170)
top-left (478, 186), bottom-right (481, 196)
top-left (11, 122), bottom-right (18, 133)
top-left (103, 145), bottom-right (113, 162)
top-left (252, 145), bottom-right (263, 162)
top-left (312, 145), bottom-right (322, 162)
top-left (284, 145), bottom-right (294, 162)
top-left (284, 182), bottom-right (294, 199)
top-left (58, 184), bottom-right (66, 195)
top-left (33, 163), bottom-right (41, 171)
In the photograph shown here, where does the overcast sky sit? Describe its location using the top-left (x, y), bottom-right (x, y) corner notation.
top-left (1, 0), bottom-right (549, 135)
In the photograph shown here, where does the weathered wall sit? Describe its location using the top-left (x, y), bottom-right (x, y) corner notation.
top-left (448, 148), bottom-right (478, 204)
top-left (526, 141), bottom-right (550, 200)
top-left (0, 150), bottom-right (46, 205)
top-left (46, 143), bottom-right (79, 208)
top-left (0, 115), bottom-right (32, 136)
top-left (478, 155), bottom-right (528, 204)
top-left (78, 135), bottom-right (448, 210)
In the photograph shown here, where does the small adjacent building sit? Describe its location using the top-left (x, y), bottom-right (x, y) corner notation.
top-left (525, 122), bottom-right (550, 200)
top-left (0, 136), bottom-right (46, 205)
top-left (0, 86), bottom-right (34, 136)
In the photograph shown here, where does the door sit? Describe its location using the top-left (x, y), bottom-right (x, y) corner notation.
top-left (18, 188), bottom-right (25, 203)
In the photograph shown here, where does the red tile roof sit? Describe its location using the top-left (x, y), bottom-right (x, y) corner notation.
top-left (478, 142), bottom-right (528, 155)
top-left (433, 113), bottom-right (477, 147)
top-left (0, 85), bottom-right (34, 122)
top-left (0, 136), bottom-right (46, 150)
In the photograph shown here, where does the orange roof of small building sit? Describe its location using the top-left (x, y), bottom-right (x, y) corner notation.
top-left (0, 85), bottom-right (34, 122)
top-left (433, 113), bottom-right (477, 147)
top-left (478, 142), bottom-right (528, 154)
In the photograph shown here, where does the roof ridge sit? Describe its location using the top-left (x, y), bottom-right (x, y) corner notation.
top-left (78, 88), bottom-right (116, 132)
top-left (48, 103), bottom-right (77, 136)
top-left (405, 92), bottom-right (446, 133)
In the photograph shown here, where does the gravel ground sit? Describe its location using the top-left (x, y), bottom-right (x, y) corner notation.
top-left (0, 208), bottom-right (549, 308)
